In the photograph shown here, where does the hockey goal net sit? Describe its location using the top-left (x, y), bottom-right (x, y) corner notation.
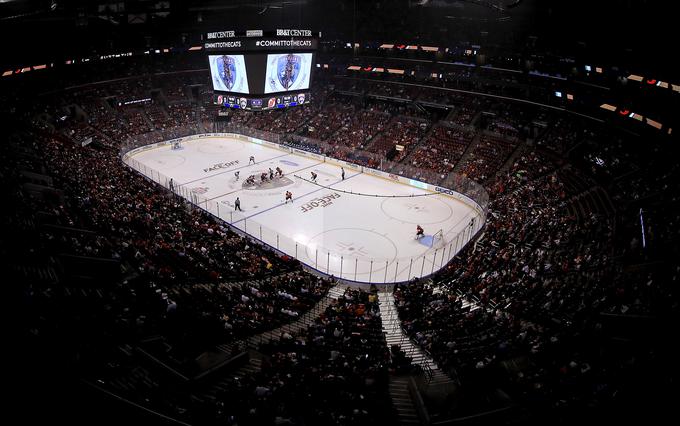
top-left (431, 229), bottom-right (445, 248)
top-left (171, 141), bottom-right (183, 150)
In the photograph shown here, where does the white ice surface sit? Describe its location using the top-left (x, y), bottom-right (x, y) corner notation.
top-left (126, 136), bottom-right (482, 283)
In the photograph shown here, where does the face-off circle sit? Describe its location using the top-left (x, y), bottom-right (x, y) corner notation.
top-left (380, 196), bottom-right (453, 225)
top-left (198, 139), bottom-right (247, 155)
top-left (152, 152), bottom-right (186, 169)
top-left (304, 228), bottom-right (398, 276)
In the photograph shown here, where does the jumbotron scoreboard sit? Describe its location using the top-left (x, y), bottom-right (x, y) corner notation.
top-left (205, 28), bottom-right (319, 111)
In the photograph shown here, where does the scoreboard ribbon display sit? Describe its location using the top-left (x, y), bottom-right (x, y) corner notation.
top-left (216, 92), bottom-right (310, 111)
top-left (204, 38), bottom-right (318, 52)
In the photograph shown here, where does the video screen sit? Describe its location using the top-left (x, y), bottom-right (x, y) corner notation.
top-left (264, 53), bottom-right (313, 94)
top-left (209, 55), bottom-right (250, 94)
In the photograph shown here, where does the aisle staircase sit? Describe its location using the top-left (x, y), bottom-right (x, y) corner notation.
top-left (378, 288), bottom-right (456, 387)
top-left (399, 119), bottom-right (439, 166)
top-left (389, 376), bottom-right (421, 425)
top-left (497, 141), bottom-right (529, 175)
top-left (452, 134), bottom-right (481, 172)
top-left (199, 350), bottom-right (264, 403)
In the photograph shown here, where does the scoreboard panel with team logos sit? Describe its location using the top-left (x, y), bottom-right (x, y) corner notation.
top-left (215, 92), bottom-right (311, 111)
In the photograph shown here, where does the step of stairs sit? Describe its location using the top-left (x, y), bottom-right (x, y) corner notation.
top-left (389, 376), bottom-right (422, 425)
top-left (377, 289), bottom-right (456, 387)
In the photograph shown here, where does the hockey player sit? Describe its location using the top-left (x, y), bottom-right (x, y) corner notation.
top-left (235, 197), bottom-right (242, 211)
top-left (311, 171), bottom-right (318, 182)
top-left (341, 167), bottom-right (345, 180)
top-left (275, 166), bottom-right (283, 177)
top-left (285, 191), bottom-right (293, 204)
top-left (234, 171), bottom-right (240, 181)
top-left (249, 155), bottom-right (255, 165)
top-left (416, 225), bottom-right (424, 240)
top-left (269, 167), bottom-right (274, 180)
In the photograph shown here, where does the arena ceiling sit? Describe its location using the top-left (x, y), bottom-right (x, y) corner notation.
top-left (0, 0), bottom-right (675, 72)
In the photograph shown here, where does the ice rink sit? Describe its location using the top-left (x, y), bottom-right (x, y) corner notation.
top-left (124, 135), bottom-right (483, 283)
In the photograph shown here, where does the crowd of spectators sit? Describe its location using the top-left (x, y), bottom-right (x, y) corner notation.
top-left (332, 109), bottom-right (391, 150)
top-left (167, 102), bottom-right (197, 125)
top-left (8, 122), bottom-right (338, 412)
top-left (297, 100), bottom-right (355, 140)
top-left (6, 54), bottom-right (678, 425)
top-left (244, 287), bottom-right (395, 425)
top-left (392, 135), bottom-right (678, 419)
top-left (447, 98), bottom-right (482, 128)
top-left (145, 103), bottom-right (175, 130)
top-left (488, 148), bottom-right (560, 197)
top-left (365, 116), bottom-right (430, 161)
top-left (86, 287), bottom-right (397, 426)
top-left (409, 125), bottom-right (474, 175)
top-left (457, 135), bottom-right (520, 182)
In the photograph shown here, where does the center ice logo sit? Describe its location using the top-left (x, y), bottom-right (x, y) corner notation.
top-left (277, 54), bottom-right (302, 90)
top-left (243, 174), bottom-right (294, 191)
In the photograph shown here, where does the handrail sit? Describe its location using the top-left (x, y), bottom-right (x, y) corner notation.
top-left (134, 347), bottom-right (190, 382)
top-left (408, 376), bottom-right (432, 425)
top-left (193, 350), bottom-right (249, 381)
top-left (431, 405), bottom-right (515, 425)
top-left (81, 380), bottom-right (193, 426)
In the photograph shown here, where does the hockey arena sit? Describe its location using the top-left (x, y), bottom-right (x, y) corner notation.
top-left (123, 134), bottom-right (485, 283)
top-left (7, 2), bottom-right (678, 424)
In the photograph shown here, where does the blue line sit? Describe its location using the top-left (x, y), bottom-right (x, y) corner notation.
top-left (179, 152), bottom-right (291, 186)
top-left (233, 171), bottom-right (362, 225)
